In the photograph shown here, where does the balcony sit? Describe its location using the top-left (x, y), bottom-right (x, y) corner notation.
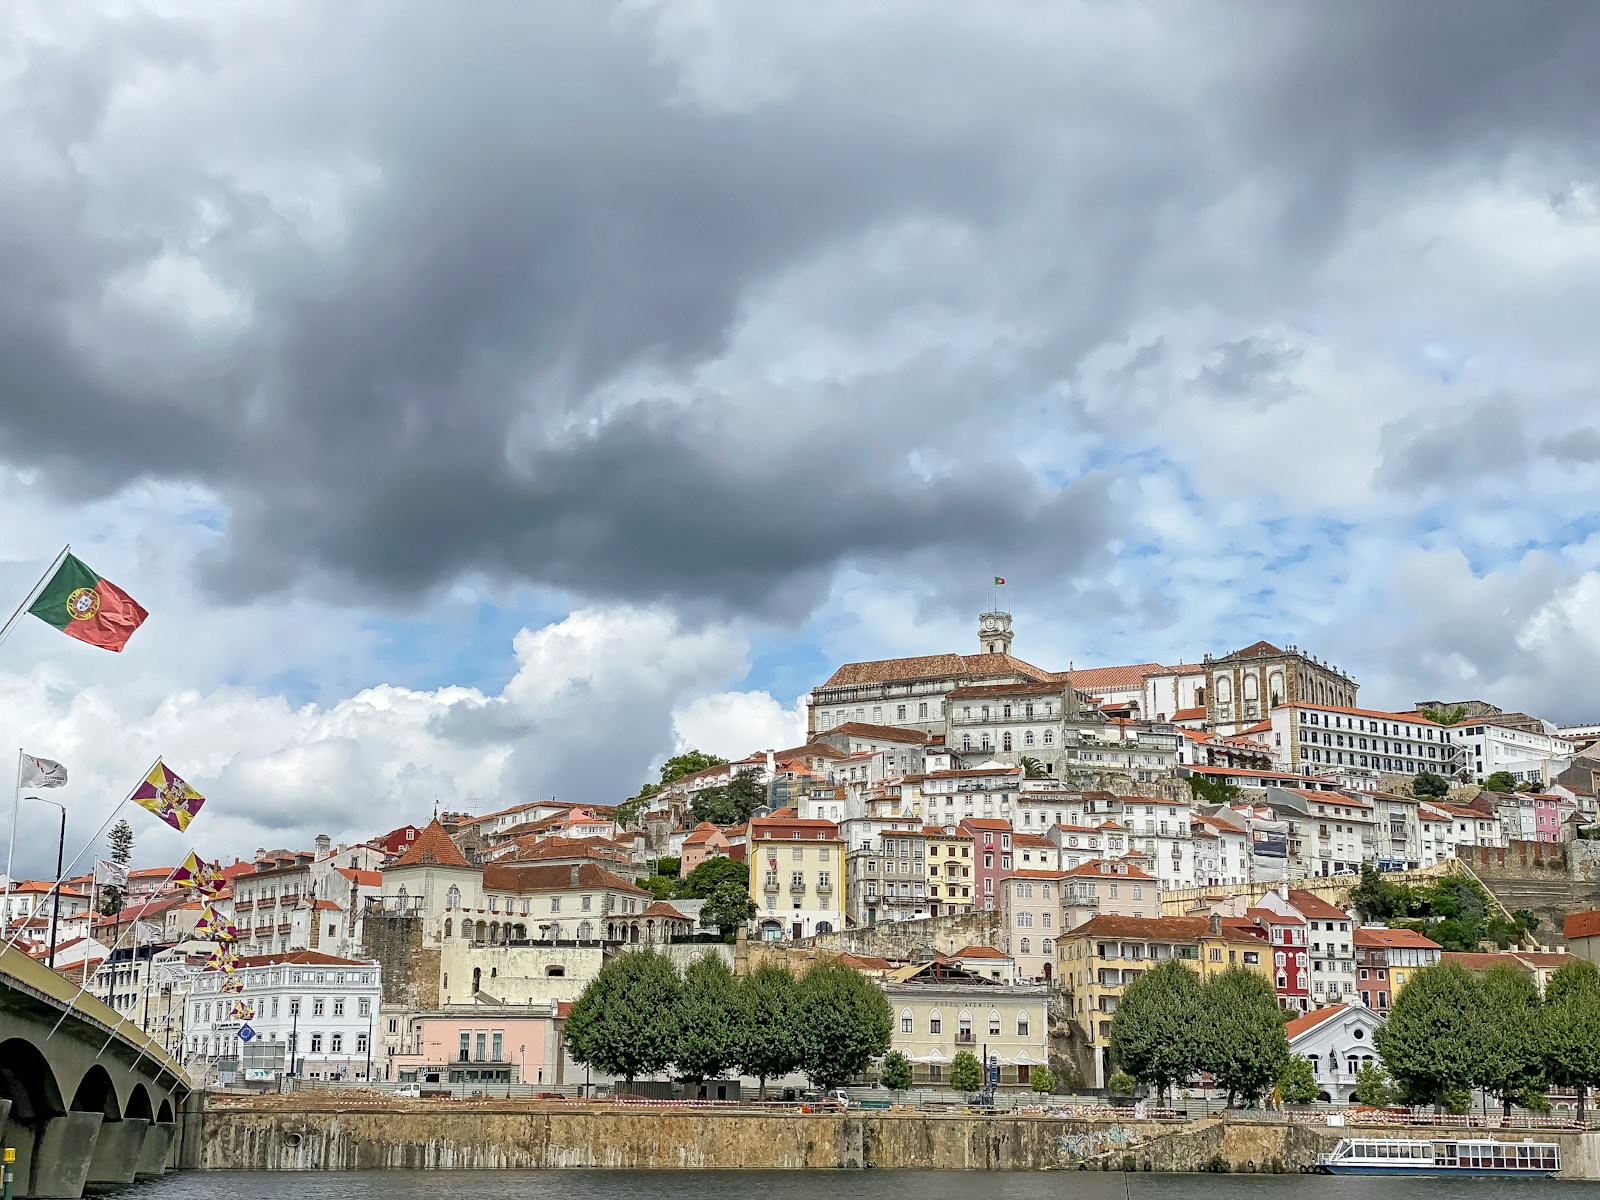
top-left (790, 881), bottom-right (807, 896)
top-left (955, 1031), bottom-right (975, 1044)
top-left (764, 875), bottom-right (780, 894)
top-left (816, 879), bottom-right (833, 895)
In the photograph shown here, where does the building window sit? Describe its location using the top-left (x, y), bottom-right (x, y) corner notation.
top-left (333, 999), bottom-right (345, 1018)
top-left (459, 1033), bottom-right (470, 1061)
top-left (901, 1010), bottom-right (914, 1034)
top-left (1017, 1014), bottom-right (1030, 1037)
top-left (310, 1034), bottom-right (324, 1053)
top-left (446, 886), bottom-right (461, 909)
top-left (313, 999), bottom-right (325, 1017)
top-left (331, 1033), bottom-right (344, 1054)
top-left (929, 1010), bottom-right (942, 1034)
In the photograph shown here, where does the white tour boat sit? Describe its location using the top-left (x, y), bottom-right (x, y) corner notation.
top-left (1315, 1136), bottom-right (1560, 1176)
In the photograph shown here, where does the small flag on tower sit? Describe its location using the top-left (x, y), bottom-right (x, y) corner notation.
top-left (993, 576), bottom-right (1006, 586)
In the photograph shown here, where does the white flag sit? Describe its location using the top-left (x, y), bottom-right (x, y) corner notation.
top-left (20, 753), bottom-right (67, 789)
top-left (95, 858), bottom-right (129, 889)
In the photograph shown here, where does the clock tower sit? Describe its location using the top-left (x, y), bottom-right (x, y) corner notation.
top-left (978, 610), bottom-right (1013, 656)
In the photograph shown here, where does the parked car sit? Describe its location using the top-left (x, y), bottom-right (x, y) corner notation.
top-left (394, 1083), bottom-right (421, 1099)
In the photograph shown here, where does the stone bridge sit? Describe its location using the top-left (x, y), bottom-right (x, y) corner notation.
top-left (1, 945), bottom-right (190, 1197)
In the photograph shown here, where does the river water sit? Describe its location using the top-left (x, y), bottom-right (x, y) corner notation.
top-left (106, 1171), bottom-right (1600, 1199)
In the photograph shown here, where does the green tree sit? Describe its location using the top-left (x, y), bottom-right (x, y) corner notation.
top-left (1030, 1067), bottom-right (1056, 1096)
top-left (1482, 770), bottom-right (1519, 794)
top-left (1353, 1062), bottom-right (1397, 1108)
top-left (1419, 705), bottom-right (1469, 727)
top-left (736, 963), bottom-right (803, 1098)
top-left (1412, 770), bottom-right (1449, 799)
top-left (636, 874), bottom-right (678, 901)
top-left (1018, 756), bottom-right (1046, 779)
top-left (950, 1050), bottom-right (984, 1093)
top-left (677, 855), bottom-right (749, 900)
top-left (1108, 959), bottom-right (1206, 1105)
top-left (1277, 1055), bottom-right (1318, 1106)
top-left (879, 1050), bottom-right (913, 1093)
top-left (1200, 968), bottom-right (1289, 1107)
top-left (564, 949), bottom-right (682, 1090)
top-left (659, 750), bottom-right (727, 787)
top-left (99, 819), bottom-right (135, 915)
top-left (794, 961), bottom-right (893, 1091)
top-left (690, 769), bottom-right (769, 825)
top-left (700, 882), bottom-right (758, 936)
top-left (1107, 1071), bottom-right (1137, 1098)
top-left (1476, 962), bottom-right (1546, 1115)
top-left (675, 955), bottom-right (741, 1084)
top-left (1186, 774), bottom-right (1242, 806)
top-left (656, 857), bottom-right (682, 876)
top-left (1344, 864), bottom-right (1412, 923)
top-left (1542, 960), bottom-right (1600, 1123)
top-left (1374, 961), bottom-right (1483, 1110)
top-left (610, 793), bottom-right (651, 828)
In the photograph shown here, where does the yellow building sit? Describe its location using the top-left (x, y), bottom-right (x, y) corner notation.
top-left (749, 813), bottom-right (846, 941)
top-left (1059, 913), bottom-right (1274, 1088)
top-left (882, 960), bottom-right (1051, 1088)
top-left (923, 823), bottom-right (974, 917)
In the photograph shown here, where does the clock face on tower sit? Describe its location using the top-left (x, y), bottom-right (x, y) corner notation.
top-left (982, 616), bottom-right (997, 630)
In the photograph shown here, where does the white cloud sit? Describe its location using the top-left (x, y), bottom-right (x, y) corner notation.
top-left (672, 690), bottom-right (806, 759)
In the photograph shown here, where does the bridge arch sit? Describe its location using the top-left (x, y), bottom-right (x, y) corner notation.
top-left (0, 1036), bottom-right (65, 1120)
top-left (126, 1081), bottom-right (155, 1123)
top-left (71, 1063), bottom-right (122, 1119)
top-left (158, 1096), bottom-right (175, 1123)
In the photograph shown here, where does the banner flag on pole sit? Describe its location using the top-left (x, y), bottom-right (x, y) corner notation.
top-left (131, 760), bottom-right (206, 831)
top-left (26, 553), bottom-right (148, 652)
top-left (93, 859), bottom-right (129, 889)
top-left (19, 753), bottom-right (67, 789)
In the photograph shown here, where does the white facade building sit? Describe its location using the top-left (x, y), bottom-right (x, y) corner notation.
top-left (1447, 720), bottom-right (1575, 787)
top-left (186, 950), bottom-right (381, 1082)
top-left (1268, 704), bottom-right (1457, 781)
top-left (1285, 1004), bottom-right (1385, 1104)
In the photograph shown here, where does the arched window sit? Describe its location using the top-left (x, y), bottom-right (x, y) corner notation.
top-left (1042, 938), bottom-right (1054, 955)
top-left (900, 1008), bottom-right (914, 1034)
top-left (1024, 730), bottom-right (1035, 746)
top-left (577, 921), bottom-right (593, 941)
top-left (929, 1008), bottom-right (943, 1034)
top-left (817, 920), bottom-right (834, 934)
top-left (962, 734), bottom-right (972, 751)
top-left (957, 1009), bottom-right (972, 1041)
top-left (1216, 676), bottom-right (1233, 703)
top-left (446, 886), bottom-right (461, 909)
top-left (1243, 674), bottom-right (1259, 701)
top-left (546, 966), bottom-right (565, 977)
top-left (444, 918), bottom-right (452, 938)
top-left (1002, 732), bottom-right (1013, 752)
top-left (1043, 730), bottom-right (1054, 745)
top-left (989, 1008), bottom-right (1003, 1036)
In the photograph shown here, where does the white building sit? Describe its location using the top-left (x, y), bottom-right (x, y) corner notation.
top-left (1447, 719), bottom-right (1575, 787)
top-left (907, 763), bottom-right (1023, 824)
top-left (185, 949), bottom-right (382, 1082)
top-left (1268, 704), bottom-right (1458, 781)
top-left (1285, 1004), bottom-right (1385, 1104)
top-left (1190, 813), bottom-right (1251, 888)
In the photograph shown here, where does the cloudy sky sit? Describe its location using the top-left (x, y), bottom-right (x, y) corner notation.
top-left (3, 1), bottom-right (1599, 876)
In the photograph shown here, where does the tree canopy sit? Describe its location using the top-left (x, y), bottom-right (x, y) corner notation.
top-left (564, 949), bottom-right (682, 1087)
top-left (101, 818), bottom-right (135, 915)
top-left (1374, 960), bottom-right (1483, 1109)
top-left (1476, 962), bottom-right (1547, 1114)
top-left (794, 961), bottom-right (893, 1091)
top-left (879, 1050), bottom-right (913, 1092)
top-left (689, 768), bottom-right (770, 825)
top-left (1342, 869), bottom-right (1536, 951)
top-left (674, 955), bottom-right (742, 1083)
top-left (1412, 770), bottom-right (1450, 798)
top-left (700, 882), bottom-right (758, 935)
top-left (737, 962), bottom-right (803, 1096)
top-left (678, 855), bottom-right (750, 899)
top-left (1482, 770), bottom-right (1519, 794)
top-left (1186, 774), bottom-right (1242, 806)
top-left (1278, 1055), bottom-right (1318, 1106)
top-left (1201, 967), bottom-right (1289, 1107)
top-left (1108, 959), bottom-right (1207, 1105)
top-left (1419, 705), bottom-right (1469, 727)
top-left (950, 1050), bottom-right (984, 1093)
top-left (1542, 961), bottom-right (1600, 1122)
top-left (1353, 1062), bottom-right (1397, 1108)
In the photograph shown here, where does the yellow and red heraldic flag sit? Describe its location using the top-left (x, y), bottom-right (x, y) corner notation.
top-left (27, 553), bottom-right (148, 651)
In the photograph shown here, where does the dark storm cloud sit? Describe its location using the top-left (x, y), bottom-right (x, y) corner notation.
top-left (4, 1), bottom-right (1600, 619)
top-left (1542, 426), bottom-right (1600, 465)
top-left (1373, 395), bottom-right (1528, 492)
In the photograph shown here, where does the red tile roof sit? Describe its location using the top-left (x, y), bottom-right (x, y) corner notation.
top-left (1564, 910), bottom-right (1600, 940)
top-left (1284, 1005), bottom-right (1347, 1040)
top-left (1442, 952), bottom-right (1530, 974)
top-left (955, 945), bottom-right (1010, 959)
top-left (1056, 663), bottom-right (1167, 692)
top-left (387, 820), bottom-right (472, 870)
top-left (827, 721), bottom-right (934, 744)
top-left (1170, 707), bottom-right (1207, 722)
top-left (640, 901), bottom-right (691, 921)
top-left (823, 652), bottom-right (1055, 688)
top-left (1287, 890), bottom-right (1350, 921)
top-left (1063, 859), bottom-right (1153, 880)
top-left (480, 862), bottom-right (646, 895)
top-left (1353, 927), bottom-right (1440, 950)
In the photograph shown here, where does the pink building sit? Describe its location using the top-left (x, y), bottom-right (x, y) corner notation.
top-left (679, 821), bottom-right (733, 877)
top-left (960, 818), bottom-right (1012, 911)
top-left (393, 1007), bottom-right (562, 1087)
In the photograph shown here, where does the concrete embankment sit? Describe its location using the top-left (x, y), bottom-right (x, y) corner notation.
top-left (189, 1102), bottom-right (1600, 1178)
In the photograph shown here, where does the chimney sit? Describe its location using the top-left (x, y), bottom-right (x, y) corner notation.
top-left (569, 865), bottom-right (579, 887)
top-left (315, 834), bottom-right (332, 859)
top-left (1209, 912), bottom-right (1222, 935)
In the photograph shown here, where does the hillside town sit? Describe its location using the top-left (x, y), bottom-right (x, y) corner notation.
top-left (7, 609), bottom-right (1600, 1108)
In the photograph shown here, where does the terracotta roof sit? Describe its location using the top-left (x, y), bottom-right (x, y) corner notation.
top-left (1011, 833), bottom-right (1054, 849)
top-left (1055, 663), bottom-right (1166, 692)
top-left (480, 862), bottom-right (646, 895)
top-left (1226, 640), bottom-right (1286, 659)
top-left (946, 681), bottom-right (1065, 700)
top-left (1353, 927), bottom-right (1440, 950)
top-left (959, 818), bottom-right (1011, 831)
top-left (1007, 869), bottom-right (1066, 881)
top-left (1170, 707), bottom-right (1207, 722)
top-left (1517, 952), bottom-right (1579, 969)
top-left (387, 820), bottom-right (472, 870)
top-left (336, 868), bottom-right (383, 887)
top-left (822, 652), bottom-right (1055, 689)
top-left (1284, 702), bottom-right (1442, 726)
top-left (827, 721), bottom-right (934, 744)
top-left (1564, 910), bottom-right (1600, 940)
top-left (640, 901), bottom-right (691, 921)
top-left (1063, 859), bottom-right (1153, 880)
top-left (1070, 914), bottom-right (1258, 944)
top-left (838, 952), bottom-right (895, 970)
top-left (1285, 1005), bottom-right (1347, 1040)
top-left (1287, 890), bottom-right (1350, 921)
top-left (770, 742), bottom-right (849, 761)
top-left (955, 945), bottom-right (1010, 960)
top-left (1443, 952), bottom-right (1529, 974)
top-left (682, 822), bottom-right (724, 845)
top-left (1243, 906), bottom-right (1305, 925)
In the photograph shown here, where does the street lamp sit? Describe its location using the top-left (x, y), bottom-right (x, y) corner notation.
top-left (25, 796), bottom-right (66, 969)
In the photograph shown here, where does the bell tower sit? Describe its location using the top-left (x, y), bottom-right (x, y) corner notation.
top-left (978, 610), bottom-right (1013, 656)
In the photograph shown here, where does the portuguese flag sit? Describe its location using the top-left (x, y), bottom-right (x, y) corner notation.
top-left (27, 553), bottom-right (148, 652)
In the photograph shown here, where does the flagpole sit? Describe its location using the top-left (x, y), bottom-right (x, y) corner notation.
top-left (3, 749), bottom-right (19, 921)
top-left (2, 757), bottom-right (156, 954)
top-left (0, 543), bottom-right (71, 655)
top-left (51, 848), bottom-right (189, 1044)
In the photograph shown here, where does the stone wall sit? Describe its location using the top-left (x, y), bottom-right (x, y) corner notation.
top-left (361, 912), bottom-right (439, 1010)
top-left (801, 910), bottom-right (1004, 959)
top-left (191, 1105), bottom-right (1600, 1176)
top-left (1466, 842), bottom-right (1600, 944)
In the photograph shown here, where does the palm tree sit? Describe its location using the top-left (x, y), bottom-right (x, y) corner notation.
top-left (1019, 756), bottom-right (1046, 779)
